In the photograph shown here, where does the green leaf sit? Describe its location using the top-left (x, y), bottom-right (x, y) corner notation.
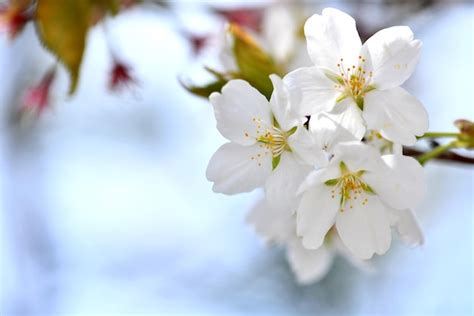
top-left (180, 78), bottom-right (227, 98)
top-left (272, 155), bottom-right (281, 170)
top-left (228, 23), bottom-right (282, 100)
top-left (36, 0), bottom-right (94, 94)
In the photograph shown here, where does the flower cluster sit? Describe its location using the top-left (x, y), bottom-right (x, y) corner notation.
top-left (206, 8), bottom-right (427, 283)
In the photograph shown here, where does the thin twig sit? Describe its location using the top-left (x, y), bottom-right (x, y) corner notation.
top-left (403, 147), bottom-right (474, 165)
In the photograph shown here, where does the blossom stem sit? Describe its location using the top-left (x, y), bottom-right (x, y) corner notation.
top-left (417, 141), bottom-right (459, 165)
top-left (417, 132), bottom-right (459, 139)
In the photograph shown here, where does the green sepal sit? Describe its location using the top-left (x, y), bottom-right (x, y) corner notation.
top-left (336, 93), bottom-right (347, 103)
top-left (355, 170), bottom-right (366, 177)
top-left (272, 155), bottom-right (281, 170)
top-left (287, 126), bottom-right (297, 136)
top-left (325, 71), bottom-right (344, 85)
top-left (364, 85), bottom-right (376, 94)
top-left (339, 161), bottom-right (349, 174)
top-left (355, 96), bottom-right (364, 110)
top-left (361, 183), bottom-right (376, 194)
top-left (272, 115), bottom-right (280, 129)
top-left (324, 178), bottom-right (339, 186)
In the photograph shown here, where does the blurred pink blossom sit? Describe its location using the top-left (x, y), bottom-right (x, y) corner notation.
top-left (109, 60), bottom-right (137, 92)
top-left (22, 67), bottom-right (56, 115)
top-left (0, 2), bottom-right (33, 39)
top-left (214, 8), bottom-right (264, 32)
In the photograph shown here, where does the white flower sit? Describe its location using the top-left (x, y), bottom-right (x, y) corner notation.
top-left (285, 8), bottom-right (428, 145)
top-left (247, 198), bottom-right (371, 284)
top-left (286, 230), bottom-right (373, 284)
top-left (296, 142), bottom-right (426, 259)
top-left (206, 76), bottom-right (326, 203)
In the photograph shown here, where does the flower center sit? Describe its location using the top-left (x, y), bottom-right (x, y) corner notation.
top-left (246, 116), bottom-right (297, 169)
top-left (324, 161), bottom-right (375, 211)
top-left (257, 126), bottom-right (290, 158)
top-left (332, 56), bottom-right (374, 109)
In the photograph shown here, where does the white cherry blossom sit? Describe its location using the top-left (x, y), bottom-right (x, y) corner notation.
top-left (296, 142), bottom-right (426, 259)
top-left (285, 8), bottom-right (428, 145)
top-left (206, 75), bottom-right (326, 200)
top-left (247, 198), bottom-right (370, 284)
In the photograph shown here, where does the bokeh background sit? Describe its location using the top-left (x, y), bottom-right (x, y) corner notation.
top-left (0, 1), bottom-right (473, 315)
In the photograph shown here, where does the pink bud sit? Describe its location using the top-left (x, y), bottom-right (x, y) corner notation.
top-left (214, 8), bottom-right (263, 33)
top-left (109, 60), bottom-right (137, 92)
top-left (22, 67), bottom-right (56, 115)
top-left (184, 33), bottom-right (210, 55)
top-left (0, 2), bottom-right (33, 39)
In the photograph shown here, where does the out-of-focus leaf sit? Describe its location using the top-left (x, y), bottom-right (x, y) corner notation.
top-left (181, 67), bottom-right (230, 98)
top-left (90, 0), bottom-right (121, 24)
top-left (228, 23), bottom-right (282, 99)
top-left (35, 0), bottom-right (94, 94)
top-left (181, 78), bottom-right (228, 99)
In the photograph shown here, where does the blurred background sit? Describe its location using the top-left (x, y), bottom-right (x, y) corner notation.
top-left (0, 0), bottom-right (473, 315)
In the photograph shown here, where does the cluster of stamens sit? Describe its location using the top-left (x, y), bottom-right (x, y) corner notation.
top-left (257, 127), bottom-right (288, 158)
top-left (325, 161), bottom-right (375, 212)
top-left (333, 56), bottom-right (372, 99)
top-left (245, 117), bottom-right (292, 167)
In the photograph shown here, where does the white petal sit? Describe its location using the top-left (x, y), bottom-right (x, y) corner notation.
top-left (269, 74), bottom-right (305, 131)
top-left (262, 5), bottom-right (297, 63)
top-left (217, 26), bottom-right (239, 72)
top-left (283, 67), bottom-right (339, 116)
top-left (367, 154), bottom-right (426, 210)
top-left (390, 208), bottom-right (424, 247)
top-left (296, 167), bottom-right (340, 196)
top-left (310, 112), bottom-right (357, 154)
top-left (332, 233), bottom-right (375, 273)
top-left (332, 141), bottom-right (386, 173)
top-left (287, 240), bottom-right (334, 284)
top-left (287, 126), bottom-right (328, 167)
top-left (363, 87), bottom-right (428, 145)
top-left (246, 198), bottom-right (295, 244)
top-left (336, 195), bottom-right (392, 259)
top-left (305, 8), bottom-right (362, 73)
top-left (210, 80), bottom-right (272, 145)
top-left (206, 142), bottom-right (272, 194)
top-left (361, 26), bottom-right (422, 90)
top-left (265, 152), bottom-right (312, 210)
top-left (296, 182), bottom-right (339, 250)
top-left (326, 98), bottom-right (366, 140)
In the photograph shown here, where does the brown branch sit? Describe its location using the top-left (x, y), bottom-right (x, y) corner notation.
top-left (403, 147), bottom-right (474, 165)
